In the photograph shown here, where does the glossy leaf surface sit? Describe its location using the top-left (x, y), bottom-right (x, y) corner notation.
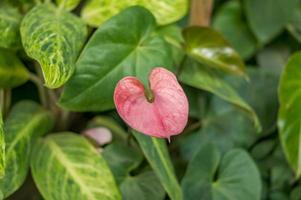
top-left (0, 101), bottom-right (53, 198)
top-left (60, 6), bottom-right (172, 111)
top-left (183, 26), bottom-right (246, 77)
top-left (31, 133), bottom-right (121, 200)
top-left (21, 3), bottom-right (87, 88)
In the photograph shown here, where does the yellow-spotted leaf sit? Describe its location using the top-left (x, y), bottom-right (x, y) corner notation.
top-left (20, 3), bottom-right (87, 88)
top-left (31, 133), bottom-right (121, 200)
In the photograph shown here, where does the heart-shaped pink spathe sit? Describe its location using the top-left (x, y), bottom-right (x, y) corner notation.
top-left (114, 67), bottom-right (189, 140)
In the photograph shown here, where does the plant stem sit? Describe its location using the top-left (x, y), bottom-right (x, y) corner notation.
top-left (29, 73), bottom-right (48, 108)
top-left (189, 0), bottom-right (213, 26)
top-left (0, 89), bottom-right (11, 118)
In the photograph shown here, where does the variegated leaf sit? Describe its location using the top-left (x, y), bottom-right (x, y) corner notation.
top-left (31, 133), bottom-right (121, 200)
top-left (21, 3), bottom-right (87, 88)
top-left (56, 0), bottom-right (81, 11)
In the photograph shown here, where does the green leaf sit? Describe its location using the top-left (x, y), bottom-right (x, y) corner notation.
top-left (60, 6), bottom-right (172, 111)
top-left (56, 0), bottom-right (81, 10)
top-left (243, 0), bottom-right (299, 43)
top-left (181, 144), bottom-right (261, 200)
top-left (179, 59), bottom-right (261, 132)
top-left (31, 133), bottom-right (121, 200)
top-left (133, 131), bottom-right (182, 200)
top-left (0, 49), bottom-right (29, 88)
top-left (0, 101), bottom-right (53, 198)
top-left (287, 4), bottom-right (301, 43)
top-left (81, 0), bottom-right (187, 27)
top-left (103, 141), bottom-right (143, 184)
top-left (278, 52), bottom-right (301, 177)
top-left (20, 3), bottom-right (87, 88)
top-left (183, 26), bottom-right (246, 77)
top-left (120, 171), bottom-right (165, 200)
top-left (0, 3), bottom-right (22, 49)
top-left (0, 113), bottom-right (4, 178)
top-left (212, 0), bottom-right (257, 59)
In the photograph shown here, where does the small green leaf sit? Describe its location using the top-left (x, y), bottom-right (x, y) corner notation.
top-left (278, 52), bottom-right (301, 177)
top-left (56, 0), bottom-right (81, 10)
top-left (133, 131), bottom-right (182, 200)
top-left (60, 6), bottom-right (172, 111)
top-left (0, 49), bottom-right (29, 88)
top-left (243, 0), bottom-right (299, 43)
top-left (179, 59), bottom-right (261, 132)
top-left (20, 3), bottom-right (87, 88)
top-left (31, 133), bottom-right (121, 200)
top-left (103, 141), bottom-right (143, 184)
top-left (212, 0), bottom-right (257, 59)
top-left (0, 101), bottom-right (53, 198)
top-left (181, 144), bottom-right (261, 200)
top-left (81, 0), bottom-right (187, 27)
top-left (0, 113), bottom-right (4, 178)
top-left (183, 26), bottom-right (246, 77)
top-left (120, 171), bottom-right (165, 200)
top-left (0, 3), bottom-right (22, 49)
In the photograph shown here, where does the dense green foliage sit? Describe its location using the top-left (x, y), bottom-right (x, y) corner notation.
top-left (0, 0), bottom-right (300, 199)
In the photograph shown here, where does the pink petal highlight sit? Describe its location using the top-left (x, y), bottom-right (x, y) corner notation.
top-left (114, 67), bottom-right (189, 139)
top-left (82, 127), bottom-right (112, 146)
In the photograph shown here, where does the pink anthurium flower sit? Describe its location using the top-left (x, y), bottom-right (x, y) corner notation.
top-left (114, 67), bottom-right (189, 141)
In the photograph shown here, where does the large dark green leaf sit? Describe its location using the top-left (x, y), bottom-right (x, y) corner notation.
top-left (81, 0), bottom-right (187, 27)
top-left (278, 52), bottom-right (301, 177)
top-left (60, 6), bottom-right (172, 111)
top-left (0, 3), bottom-right (22, 49)
top-left (212, 0), bottom-right (257, 59)
top-left (181, 144), bottom-right (261, 200)
top-left (133, 131), bottom-right (182, 200)
top-left (0, 49), bottom-right (29, 88)
top-left (120, 171), bottom-right (165, 200)
top-left (20, 3), bottom-right (87, 88)
top-left (103, 141), bottom-right (143, 184)
top-left (243, 0), bottom-right (298, 43)
top-left (0, 101), bottom-right (53, 198)
top-left (183, 26), bottom-right (246, 77)
top-left (179, 59), bottom-right (261, 132)
top-left (31, 133), bottom-right (121, 200)
top-left (0, 113), bottom-right (4, 178)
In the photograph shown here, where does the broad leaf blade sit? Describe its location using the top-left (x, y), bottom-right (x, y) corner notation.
top-left (133, 131), bottom-right (183, 200)
top-left (31, 133), bottom-right (121, 200)
top-left (20, 3), bottom-right (87, 88)
top-left (181, 144), bottom-right (261, 200)
top-left (0, 49), bottom-right (29, 88)
top-left (0, 113), bottom-right (4, 178)
top-left (179, 59), bottom-right (261, 132)
top-left (0, 3), bottom-right (22, 49)
top-left (0, 101), bottom-right (53, 198)
top-left (278, 52), bottom-right (301, 177)
top-left (81, 0), bottom-right (187, 27)
top-left (183, 26), bottom-right (246, 77)
top-left (60, 6), bottom-right (172, 111)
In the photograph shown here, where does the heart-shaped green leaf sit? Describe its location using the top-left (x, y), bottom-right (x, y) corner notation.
top-left (179, 59), bottom-right (261, 132)
top-left (133, 131), bottom-right (182, 200)
top-left (278, 52), bottom-right (301, 177)
top-left (212, 0), bottom-right (257, 59)
top-left (181, 144), bottom-right (261, 200)
top-left (31, 133), bottom-right (121, 200)
top-left (0, 101), bottom-right (53, 198)
top-left (0, 49), bottom-right (29, 88)
top-left (0, 3), bottom-right (22, 49)
top-left (120, 171), bottom-right (165, 200)
top-left (60, 6), bottom-right (172, 111)
top-left (243, 0), bottom-right (299, 43)
top-left (0, 113), bottom-right (4, 178)
top-left (183, 26), bottom-right (246, 77)
top-left (20, 3), bottom-right (87, 88)
top-left (55, 0), bottom-right (81, 10)
top-left (81, 0), bottom-right (187, 27)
